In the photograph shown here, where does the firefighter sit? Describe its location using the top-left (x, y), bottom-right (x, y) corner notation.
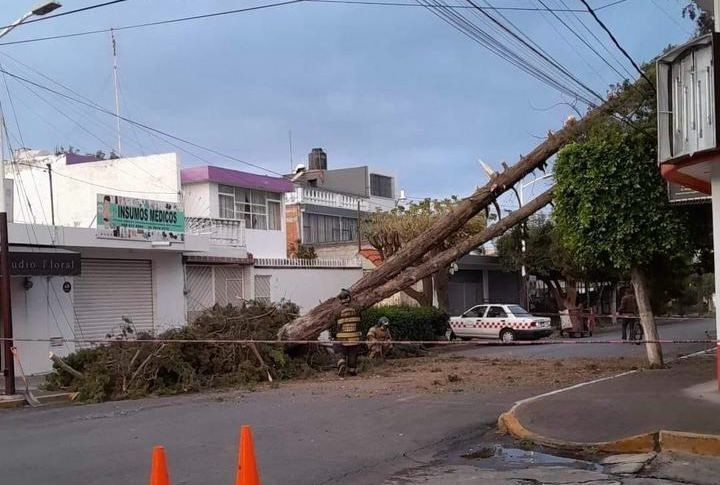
top-left (334, 289), bottom-right (362, 376)
top-left (367, 316), bottom-right (393, 360)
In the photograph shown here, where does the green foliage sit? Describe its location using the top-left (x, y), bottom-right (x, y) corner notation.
top-left (296, 244), bottom-right (317, 260)
top-left (553, 124), bottom-right (685, 274)
top-left (360, 305), bottom-right (449, 341)
top-left (44, 301), bottom-right (335, 402)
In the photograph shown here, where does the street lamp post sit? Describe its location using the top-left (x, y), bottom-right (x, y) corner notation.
top-left (0, 2), bottom-right (62, 396)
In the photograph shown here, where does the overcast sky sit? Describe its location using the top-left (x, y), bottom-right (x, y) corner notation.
top-left (0, 0), bottom-right (695, 206)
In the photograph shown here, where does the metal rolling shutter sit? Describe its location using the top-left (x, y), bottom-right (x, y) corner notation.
top-left (74, 259), bottom-right (154, 342)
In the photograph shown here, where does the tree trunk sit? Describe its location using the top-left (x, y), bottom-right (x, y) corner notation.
top-left (630, 266), bottom-right (664, 368)
top-left (422, 275), bottom-right (434, 306)
top-left (280, 190), bottom-right (553, 339)
top-left (546, 279), bottom-right (565, 310)
top-left (403, 285), bottom-right (432, 306)
top-left (433, 269), bottom-right (450, 312)
top-left (564, 279), bottom-right (580, 327)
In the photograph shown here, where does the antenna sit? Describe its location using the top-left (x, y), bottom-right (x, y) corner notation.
top-left (111, 28), bottom-right (121, 156)
top-left (288, 129), bottom-right (294, 174)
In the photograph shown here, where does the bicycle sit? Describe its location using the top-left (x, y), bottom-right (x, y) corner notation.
top-left (630, 321), bottom-right (644, 345)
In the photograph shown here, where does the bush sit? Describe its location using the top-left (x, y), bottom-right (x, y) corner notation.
top-left (44, 300), bottom-right (335, 402)
top-left (360, 306), bottom-right (449, 342)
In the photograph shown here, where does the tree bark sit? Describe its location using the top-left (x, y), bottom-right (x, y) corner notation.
top-left (280, 190), bottom-right (553, 339)
top-left (630, 266), bottom-right (664, 368)
top-left (403, 285), bottom-right (432, 306)
top-left (433, 269), bottom-right (450, 312)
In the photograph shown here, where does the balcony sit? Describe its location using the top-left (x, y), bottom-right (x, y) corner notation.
top-left (285, 187), bottom-right (370, 211)
top-left (186, 217), bottom-right (246, 248)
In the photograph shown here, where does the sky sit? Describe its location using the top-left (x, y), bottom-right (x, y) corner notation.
top-left (0, 0), bottom-right (696, 209)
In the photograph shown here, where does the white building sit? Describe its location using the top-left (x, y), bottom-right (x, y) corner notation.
top-left (2, 151), bottom-right (361, 376)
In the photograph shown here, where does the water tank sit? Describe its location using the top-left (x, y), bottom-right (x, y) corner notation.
top-left (308, 148), bottom-right (327, 170)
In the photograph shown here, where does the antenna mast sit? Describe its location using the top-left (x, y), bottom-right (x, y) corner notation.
top-left (111, 28), bottom-right (121, 155)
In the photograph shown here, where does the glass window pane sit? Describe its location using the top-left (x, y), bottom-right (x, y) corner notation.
top-left (219, 194), bottom-right (235, 219)
top-left (370, 174), bottom-right (393, 198)
top-left (218, 184), bottom-right (235, 195)
top-left (252, 215), bottom-right (267, 230)
top-left (252, 190), bottom-right (267, 205)
top-left (268, 201), bottom-right (281, 231)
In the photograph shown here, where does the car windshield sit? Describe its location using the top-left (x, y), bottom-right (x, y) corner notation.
top-left (507, 305), bottom-right (532, 317)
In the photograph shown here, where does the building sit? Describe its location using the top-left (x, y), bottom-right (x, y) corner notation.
top-left (285, 148), bottom-right (397, 259)
top-left (448, 253), bottom-right (522, 315)
top-left (2, 151), bottom-right (362, 376)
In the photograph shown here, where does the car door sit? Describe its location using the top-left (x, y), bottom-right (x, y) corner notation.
top-left (457, 305), bottom-right (486, 338)
top-left (484, 305), bottom-right (509, 339)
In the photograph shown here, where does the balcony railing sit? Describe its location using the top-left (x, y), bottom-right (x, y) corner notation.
top-left (285, 187), bottom-right (370, 211)
top-left (254, 257), bottom-right (362, 268)
top-left (186, 217), bottom-right (246, 248)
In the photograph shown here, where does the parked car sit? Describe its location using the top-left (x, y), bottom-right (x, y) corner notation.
top-left (449, 304), bottom-right (552, 342)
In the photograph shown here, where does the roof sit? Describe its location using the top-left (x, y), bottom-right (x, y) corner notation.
top-left (359, 248), bottom-right (383, 267)
top-left (181, 165), bottom-right (294, 193)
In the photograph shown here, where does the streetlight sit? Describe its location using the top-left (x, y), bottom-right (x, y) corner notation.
top-left (0, 1), bottom-right (62, 396)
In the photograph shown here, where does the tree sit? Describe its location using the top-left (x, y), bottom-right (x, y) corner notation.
top-left (280, 82), bottom-right (639, 341)
top-left (497, 215), bottom-right (582, 313)
top-left (553, 121), bottom-right (684, 367)
top-left (362, 198), bottom-right (486, 309)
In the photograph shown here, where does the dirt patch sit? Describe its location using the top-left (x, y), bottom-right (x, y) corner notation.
top-left (277, 355), bottom-right (644, 398)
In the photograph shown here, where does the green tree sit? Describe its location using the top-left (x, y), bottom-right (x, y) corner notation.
top-left (362, 198), bottom-right (485, 310)
top-left (553, 122), bottom-right (684, 367)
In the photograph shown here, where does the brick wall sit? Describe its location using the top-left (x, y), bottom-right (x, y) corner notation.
top-left (285, 204), bottom-right (300, 257)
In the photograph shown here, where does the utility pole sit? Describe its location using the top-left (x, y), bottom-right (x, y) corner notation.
top-left (111, 28), bottom-right (122, 156)
top-left (47, 163), bottom-right (55, 226)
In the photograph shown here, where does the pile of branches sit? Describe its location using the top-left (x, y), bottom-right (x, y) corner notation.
top-left (45, 301), bottom-right (334, 402)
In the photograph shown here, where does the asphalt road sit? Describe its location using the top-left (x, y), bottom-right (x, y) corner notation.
top-left (0, 382), bottom-right (538, 485)
top-left (448, 318), bottom-right (715, 361)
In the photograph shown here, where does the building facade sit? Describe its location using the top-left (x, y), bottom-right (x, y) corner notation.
top-left (285, 148), bottom-right (397, 259)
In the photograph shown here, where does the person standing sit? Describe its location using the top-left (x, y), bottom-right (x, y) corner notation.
top-left (618, 287), bottom-right (638, 340)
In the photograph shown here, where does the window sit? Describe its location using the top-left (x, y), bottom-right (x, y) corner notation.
top-left (464, 306), bottom-right (486, 318)
top-left (268, 201), bottom-right (282, 231)
top-left (218, 185), bottom-right (281, 231)
top-left (303, 213), bottom-right (359, 244)
top-left (370, 174), bottom-right (393, 198)
top-left (486, 306), bottom-right (507, 318)
top-left (507, 305), bottom-right (531, 317)
top-left (254, 275), bottom-right (271, 304)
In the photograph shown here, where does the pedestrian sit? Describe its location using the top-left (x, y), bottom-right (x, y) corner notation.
top-left (367, 316), bottom-right (393, 360)
top-left (618, 287), bottom-right (638, 341)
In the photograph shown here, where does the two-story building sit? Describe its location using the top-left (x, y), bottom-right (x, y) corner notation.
top-left (2, 151), bottom-right (362, 375)
top-left (285, 148), bottom-right (398, 259)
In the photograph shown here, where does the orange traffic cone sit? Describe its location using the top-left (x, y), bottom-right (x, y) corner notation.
top-left (149, 446), bottom-right (170, 485)
top-left (236, 425), bottom-right (260, 485)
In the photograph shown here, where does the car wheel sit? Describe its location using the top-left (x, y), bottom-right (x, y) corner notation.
top-left (460, 336), bottom-right (472, 341)
top-left (500, 329), bottom-right (515, 343)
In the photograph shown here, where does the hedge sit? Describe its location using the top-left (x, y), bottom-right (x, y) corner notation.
top-left (360, 305), bottom-right (449, 342)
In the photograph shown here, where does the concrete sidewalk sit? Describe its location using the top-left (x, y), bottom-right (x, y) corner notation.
top-left (506, 354), bottom-right (720, 450)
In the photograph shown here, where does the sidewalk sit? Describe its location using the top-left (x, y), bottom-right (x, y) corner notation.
top-left (502, 353), bottom-right (720, 453)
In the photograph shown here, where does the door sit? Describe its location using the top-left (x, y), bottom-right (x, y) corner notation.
top-left (74, 259), bottom-right (154, 343)
top-left (458, 305), bottom-right (486, 338)
top-left (485, 305), bottom-right (509, 339)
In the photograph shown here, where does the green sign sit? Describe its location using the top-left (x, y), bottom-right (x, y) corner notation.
top-left (97, 194), bottom-right (185, 242)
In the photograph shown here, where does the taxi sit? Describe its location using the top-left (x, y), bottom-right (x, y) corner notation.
top-left (449, 304), bottom-right (552, 342)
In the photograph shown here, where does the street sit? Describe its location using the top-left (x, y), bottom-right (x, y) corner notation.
top-left (449, 318), bottom-right (714, 361)
top-left (0, 380), bottom-right (538, 485)
top-left (0, 320), bottom-right (712, 485)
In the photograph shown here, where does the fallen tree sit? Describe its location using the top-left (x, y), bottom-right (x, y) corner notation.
top-left (281, 86), bottom-right (638, 341)
top-left (281, 189), bottom-right (553, 339)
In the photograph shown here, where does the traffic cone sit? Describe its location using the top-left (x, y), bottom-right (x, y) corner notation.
top-left (236, 425), bottom-right (260, 485)
top-left (149, 446), bottom-right (170, 485)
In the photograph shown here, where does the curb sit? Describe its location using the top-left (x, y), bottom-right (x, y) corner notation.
top-left (0, 392), bottom-right (75, 409)
top-left (498, 407), bottom-right (720, 458)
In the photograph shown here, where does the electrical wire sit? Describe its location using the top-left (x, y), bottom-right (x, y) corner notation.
top-left (0, 66), bottom-right (287, 177)
top-left (0, 0), bottom-right (629, 47)
top-left (0, 0), bottom-right (131, 30)
top-left (0, 0), bottom-right (307, 47)
top-left (577, 0), bottom-right (654, 89)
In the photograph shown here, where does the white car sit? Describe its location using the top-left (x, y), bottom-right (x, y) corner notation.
top-left (449, 304), bottom-right (553, 342)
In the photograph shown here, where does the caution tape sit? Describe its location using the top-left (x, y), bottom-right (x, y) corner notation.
top-left (0, 337), bottom-right (717, 345)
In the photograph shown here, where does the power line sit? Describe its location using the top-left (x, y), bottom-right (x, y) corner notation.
top-left (0, 66), bottom-right (287, 177)
top-left (0, 0), bottom-right (628, 47)
top-left (578, 0), bottom-right (654, 89)
top-left (0, 1), bottom-right (130, 30)
top-left (0, 0), bottom-right (306, 47)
